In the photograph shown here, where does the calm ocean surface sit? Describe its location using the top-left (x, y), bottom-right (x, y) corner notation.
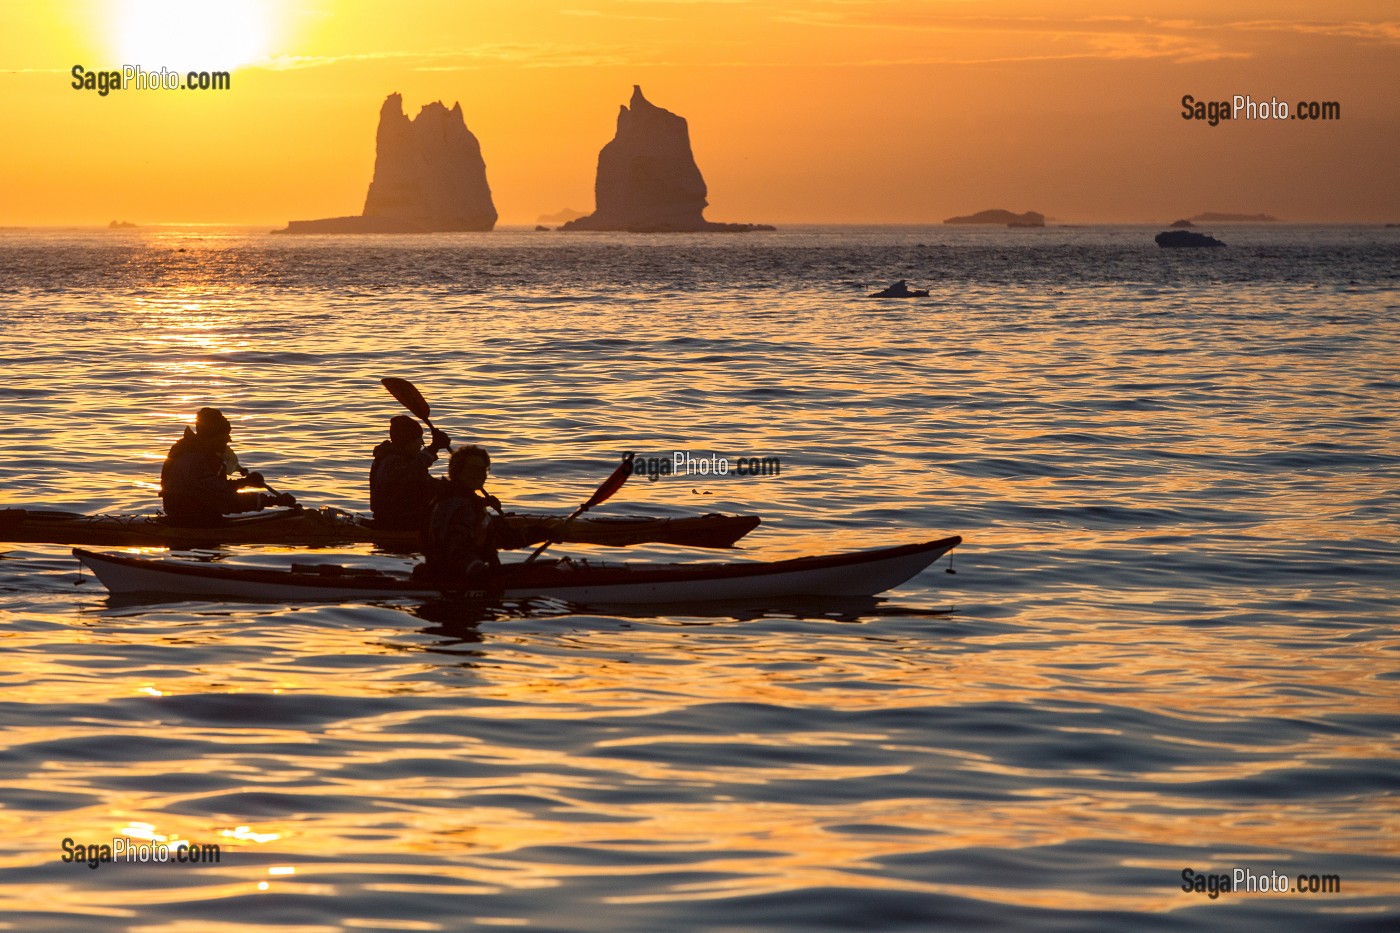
top-left (0, 225), bottom-right (1397, 931)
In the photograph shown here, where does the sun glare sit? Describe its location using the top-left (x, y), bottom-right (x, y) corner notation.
top-left (114, 0), bottom-right (273, 71)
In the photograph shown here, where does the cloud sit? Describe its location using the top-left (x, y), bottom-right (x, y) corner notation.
top-left (560, 8), bottom-right (679, 23)
top-left (771, 7), bottom-right (1398, 63)
top-left (1226, 19), bottom-right (1400, 43)
top-left (257, 43), bottom-right (633, 72)
top-left (246, 8), bottom-right (1396, 73)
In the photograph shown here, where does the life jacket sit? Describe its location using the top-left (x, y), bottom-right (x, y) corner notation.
top-left (160, 430), bottom-right (262, 526)
top-left (418, 491), bottom-right (500, 587)
top-left (370, 441), bottom-right (440, 530)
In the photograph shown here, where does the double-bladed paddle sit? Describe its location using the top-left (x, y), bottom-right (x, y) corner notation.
top-left (380, 379), bottom-right (636, 552)
top-left (524, 452), bottom-right (635, 564)
top-left (381, 377), bottom-right (450, 449)
top-left (382, 377), bottom-right (510, 516)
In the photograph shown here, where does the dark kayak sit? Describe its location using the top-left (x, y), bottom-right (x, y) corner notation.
top-left (870, 280), bottom-right (929, 298)
top-left (1, 507), bottom-right (760, 550)
top-left (74, 536), bottom-right (962, 603)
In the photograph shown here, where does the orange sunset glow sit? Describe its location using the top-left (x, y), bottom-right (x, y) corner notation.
top-left (2, 0), bottom-right (1397, 226)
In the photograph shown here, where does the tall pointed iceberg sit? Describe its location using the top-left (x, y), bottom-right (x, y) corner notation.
top-left (278, 93), bottom-right (497, 233)
top-left (562, 86), bottom-right (771, 233)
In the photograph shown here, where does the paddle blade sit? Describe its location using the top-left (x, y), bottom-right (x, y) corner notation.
top-left (583, 452), bottom-right (635, 510)
top-left (381, 377), bottom-right (431, 422)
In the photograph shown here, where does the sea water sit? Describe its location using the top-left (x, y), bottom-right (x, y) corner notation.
top-left (0, 225), bottom-right (1397, 930)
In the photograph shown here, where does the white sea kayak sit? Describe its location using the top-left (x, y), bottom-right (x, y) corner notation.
top-left (73, 536), bottom-right (961, 604)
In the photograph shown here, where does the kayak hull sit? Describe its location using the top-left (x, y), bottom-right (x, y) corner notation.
top-left (1, 508), bottom-right (759, 550)
top-left (74, 536), bottom-right (961, 604)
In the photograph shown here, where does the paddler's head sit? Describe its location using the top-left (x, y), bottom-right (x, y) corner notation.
top-left (448, 445), bottom-right (490, 491)
top-left (194, 407), bottom-right (232, 446)
top-left (389, 415), bottom-right (424, 449)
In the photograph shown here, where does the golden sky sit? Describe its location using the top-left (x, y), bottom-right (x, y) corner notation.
top-left (2, 0), bottom-right (1397, 225)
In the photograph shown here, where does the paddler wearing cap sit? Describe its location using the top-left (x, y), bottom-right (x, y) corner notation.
top-left (159, 407), bottom-right (295, 526)
top-left (369, 415), bottom-right (453, 530)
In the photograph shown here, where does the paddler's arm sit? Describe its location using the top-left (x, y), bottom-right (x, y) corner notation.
top-left (417, 430), bottom-right (452, 467)
top-left (483, 494), bottom-right (526, 549)
top-left (211, 473), bottom-right (270, 513)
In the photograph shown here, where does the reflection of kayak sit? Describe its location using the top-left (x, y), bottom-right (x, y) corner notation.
top-left (75, 536), bottom-right (960, 603)
top-left (0, 508), bottom-right (759, 551)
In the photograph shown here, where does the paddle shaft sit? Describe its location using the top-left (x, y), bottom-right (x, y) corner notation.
top-left (524, 453), bottom-right (635, 564)
top-left (523, 503), bottom-right (589, 564)
top-left (238, 468), bottom-right (297, 509)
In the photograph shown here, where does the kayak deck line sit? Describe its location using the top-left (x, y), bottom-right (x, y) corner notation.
top-left (73, 536), bottom-right (962, 605)
top-left (1, 507), bottom-right (760, 550)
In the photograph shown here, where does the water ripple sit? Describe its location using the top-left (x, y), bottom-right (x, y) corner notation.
top-left (0, 226), bottom-right (1396, 931)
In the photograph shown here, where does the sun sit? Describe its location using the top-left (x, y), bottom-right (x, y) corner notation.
top-left (113, 0), bottom-right (274, 71)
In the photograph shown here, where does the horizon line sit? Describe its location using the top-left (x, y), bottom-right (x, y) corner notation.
top-left (5, 220), bottom-right (1396, 230)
